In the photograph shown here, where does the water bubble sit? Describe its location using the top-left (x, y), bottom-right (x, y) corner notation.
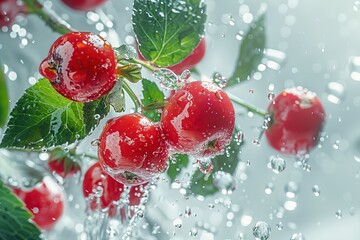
top-left (236, 31), bottom-right (244, 41)
top-left (263, 49), bottom-right (286, 71)
top-left (153, 68), bottom-right (183, 90)
top-left (213, 72), bottom-right (228, 88)
top-left (253, 221), bottom-right (271, 240)
top-left (312, 185), bottom-right (320, 197)
top-left (333, 140), bottom-right (340, 150)
top-left (284, 200), bottom-right (297, 211)
top-left (189, 227), bottom-right (198, 237)
top-left (240, 214), bottom-right (253, 226)
top-left (326, 82), bottom-right (345, 104)
top-left (269, 156), bottom-right (286, 174)
top-left (213, 171), bottom-right (237, 194)
top-left (234, 131), bottom-right (244, 145)
top-left (335, 210), bottom-right (342, 219)
top-left (173, 218), bottom-right (182, 228)
top-left (290, 233), bottom-right (306, 240)
top-left (267, 92), bottom-right (275, 100)
top-left (285, 182), bottom-right (299, 198)
top-left (179, 69), bottom-right (191, 81)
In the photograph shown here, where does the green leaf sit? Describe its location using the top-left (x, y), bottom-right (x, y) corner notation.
top-left (0, 79), bottom-right (109, 149)
top-left (119, 64), bottom-right (142, 83)
top-left (133, 0), bottom-right (206, 66)
top-left (115, 44), bottom-right (137, 60)
top-left (167, 154), bottom-right (189, 182)
top-left (0, 180), bottom-right (41, 240)
top-left (0, 64), bottom-right (9, 128)
top-left (105, 79), bottom-right (126, 113)
top-left (141, 79), bottom-right (165, 122)
top-left (227, 13), bottom-right (266, 87)
top-left (190, 130), bottom-right (242, 197)
top-left (83, 95), bottom-right (110, 133)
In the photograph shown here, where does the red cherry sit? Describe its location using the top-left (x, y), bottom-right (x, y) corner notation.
top-left (61, 0), bottom-right (107, 11)
top-left (0, 0), bottom-right (26, 27)
top-left (265, 87), bottom-right (326, 155)
top-left (98, 113), bottom-right (169, 186)
top-left (39, 32), bottom-right (117, 102)
top-left (82, 162), bottom-right (147, 211)
top-left (160, 81), bottom-right (235, 157)
top-left (137, 38), bottom-right (206, 75)
top-left (13, 177), bottom-right (64, 230)
top-left (47, 151), bottom-right (80, 178)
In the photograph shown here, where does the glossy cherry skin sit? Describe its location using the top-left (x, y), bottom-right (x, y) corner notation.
top-left (39, 32), bottom-right (117, 102)
top-left (13, 177), bottom-right (64, 230)
top-left (83, 162), bottom-right (147, 211)
top-left (160, 81), bottom-right (235, 157)
top-left (48, 156), bottom-right (80, 178)
top-left (0, 0), bottom-right (26, 27)
top-left (98, 114), bottom-right (169, 186)
top-left (137, 38), bottom-right (206, 75)
top-left (265, 87), bottom-right (326, 155)
top-left (61, 0), bottom-right (107, 11)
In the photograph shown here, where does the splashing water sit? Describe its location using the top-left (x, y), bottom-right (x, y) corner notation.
top-left (213, 171), bottom-right (237, 194)
top-left (213, 72), bottom-right (228, 88)
top-left (153, 68), bottom-right (184, 90)
top-left (196, 157), bottom-right (214, 174)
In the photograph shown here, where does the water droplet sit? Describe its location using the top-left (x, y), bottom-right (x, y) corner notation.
top-left (333, 140), bottom-right (340, 150)
top-left (263, 49), bottom-right (286, 71)
top-left (94, 114), bottom-right (101, 120)
top-left (349, 56), bottom-right (360, 81)
top-left (269, 156), bottom-right (286, 174)
top-left (213, 72), bottom-right (228, 88)
top-left (185, 206), bottom-right (192, 217)
top-left (237, 232), bottom-right (245, 239)
top-left (154, 68), bottom-right (183, 90)
top-left (335, 210), bottom-right (342, 219)
top-left (234, 131), bottom-right (244, 145)
top-left (276, 222), bottom-right (284, 230)
top-left (91, 139), bottom-right (100, 146)
top-left (312, 185), bottom-right (320, 197)
top-left (290, 233), bottom-right (306, 240)
top-left (179, 69), bottom-right (191, 81)
top-left (265, 182), bottom-right (274, 195)
top-left (213, 171), bottom-right (237, 194)
top-left (173, 218), bottom-right (182, 228)
top-left (326, 82), bottom-right (345, 104)
top-left (196, 157), bottom-right (214, 174)
top-left (208, 203), bottom-right (215, 209)
top-left (236, 31), bottom-right (244, 41)
top-left (189, 227), bottom-right (198, 237)
top-left (285, 182), bottom-right (299, 198)
top-left (252, 139), bottom-right (260, 146)
top-left (253, 221), bottom-right (271, 240)
top-left (267, 92), bottom-right (275, 100)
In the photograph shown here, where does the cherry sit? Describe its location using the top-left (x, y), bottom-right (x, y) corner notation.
top-left (61, 0), bottom-right (107, 11)
top-left (47, 149), bottom-right (80, 178)
top-left (82, 162), bottom-right (147, 211)
top-left (160, 81), bottom-right (235, 157)
top-left (13, 176), bottom-right (64, 230)
top-left (98, 113), bottom-right (169, 186)
top-left (0, 0), bottom-right (26, 28)
top-left (265, 86), bottom-right (326, 155)
top-left (39, 32), bottom-right (117, 102)
top-left (137, 38), bottom-right (206, 75)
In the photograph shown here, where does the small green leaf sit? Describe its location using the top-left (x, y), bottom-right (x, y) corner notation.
top-left (141, 79), bottom-right (165, 122)
top-left (0, 79), bottom-right (109, 149)
top-left (105, 79), bottom-right (126, 113)
top-left (133, 0), bottom-right (206, 66)
top-left (227, 13), bottom-right (266, 87)
top-left (118, 64), bottom-right (142, 83)
top-left (0, 180), bottom-right (41, 240)
top-left (0, 64), bottom-right (9, 128)
top-left (190, 130), bottom-right (242, 197)
top-left (83, 95), bottom-right (110, 133)
top-left (167, 154), bottom-right (189, 182)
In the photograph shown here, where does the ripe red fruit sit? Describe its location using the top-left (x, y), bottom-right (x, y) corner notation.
top-left (47, 149), bottom-right (80, 178)
top-left (61, 0), bottom-right (107, 11)
top-left (137, 38), bottom-right (206, 75)
top-left (13, 177), bottom-right (64, 230)
top-left (39, 32), bottom-right (117, 102)
top-left (82, 162), bottom-right (147, 211)
top-left (0, 0), bottom-right (26, 27)
top-left (98, 114), bottom-right (169, 186)
top-left (265, 87), bottom-right (326, 155)
top-left (160, 81), bottom-right (235, 157)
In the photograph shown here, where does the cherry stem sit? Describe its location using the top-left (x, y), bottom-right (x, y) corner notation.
top-left (126, 58), bottom-right (156, 72)
top-left (227, 92), bottom-right (267, 117)
top-left (22, 0), bottom-right (75, 35)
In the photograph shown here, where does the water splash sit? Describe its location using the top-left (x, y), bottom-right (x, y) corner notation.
top-left (153, 68), bottom-right (184, 90)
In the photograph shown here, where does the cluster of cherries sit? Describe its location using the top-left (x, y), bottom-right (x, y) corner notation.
top-left (2, 0), bottom-right (326, 232)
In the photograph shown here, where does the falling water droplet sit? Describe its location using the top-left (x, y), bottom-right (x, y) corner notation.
top-left (253, 221), bottom-right (271, 240)
top-left (335, 210), bottom-right (342, 219)
top-left (349, 56), bottom-right (360, 81)
top-left (213, 72), bottom-right (228, 88)
top-left (153, 68), bottom-right (183, 90)
top-left (213, 171), bottom-right (237, 194)
top-left (276, 222), bottom-right (284, 230)
top-left (263, 49), bottom-right (286, 71)
top-left (290, 233), bottom-right (306, 240)
top-left (268, 92), bottom-right (275, 100)
top-left (265, 182), bottom-right (274, 195)
top-left (312, 185), bottom-right (320, 197)
top-left (326, 82), bottom-right (345, 104)
top-left (285, 182), bottom-right (299, 198)
top-left (91, 139), bottom-right (100, 146)
top-left (333, 140), bottom-right (340, 150)
top-left (189, 227), bottom-right (198, 237)
top-left (185, 206), bottom-right (192, 218)
top-left (234, 131), bottom-right (244, 145)
top-left (173, 218), bottom-right (182, 228)
top-left (269, 156), bottom-right (286, 174)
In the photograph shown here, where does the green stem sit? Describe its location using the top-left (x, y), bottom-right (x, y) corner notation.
top-left (23, 0), bottom-right (74, 35)
top-left (227, 92), bottom-right (267, 117)
top-left (127, 58), bottom-right (156, 72)
top-left (82, 154), bottom-right (98, 160)
top-left (122, 81), bottom-right (141, 112)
